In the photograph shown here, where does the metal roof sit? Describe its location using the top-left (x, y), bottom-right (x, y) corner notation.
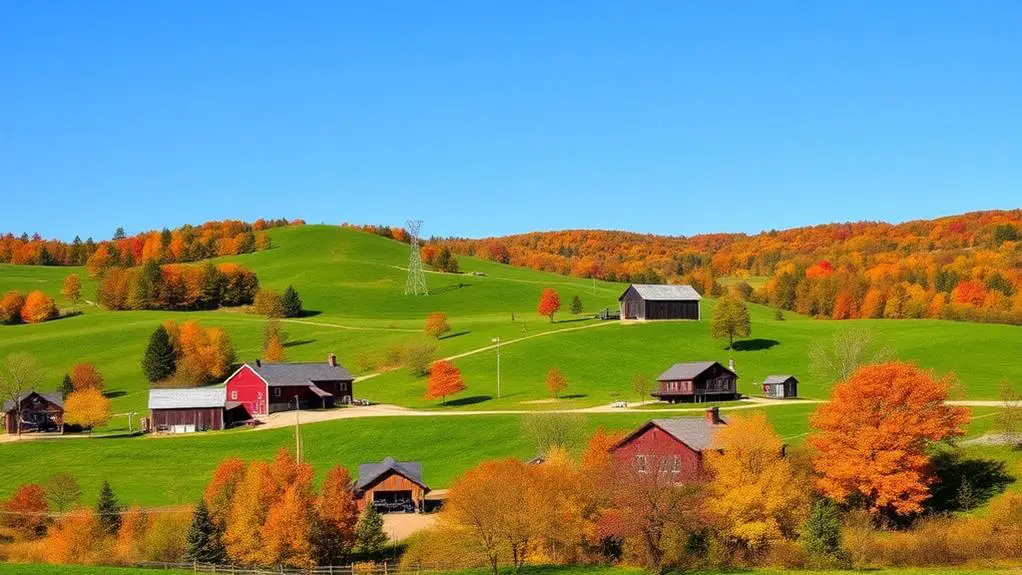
top-left (764, 375), bottom-right (797, 385)
top-left (651, 417), bottom-right (726, 451)
top-left (620, 284), bottom-right (702, 301)
top-left (2, 391), bottom-right (64, 412)
top-left (357, 457), bottom-right (427, 491)
top-left (148, 388), bottom-right (226, 410)
top-left (657, 361), bottom-right (736, 381)
top-left (249, 362), bottom-right (354, 386)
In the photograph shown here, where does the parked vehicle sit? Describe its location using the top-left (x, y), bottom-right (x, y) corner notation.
top-left (611, 400), bottom-right (628, 408)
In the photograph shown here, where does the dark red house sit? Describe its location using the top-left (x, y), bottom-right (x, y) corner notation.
top-left (610, 408), bottom-right (727, 480)
top-left (224, 354), bottom-right (355, 416)
top-left (3, 392), bottom-right (64, 434)
top-left (653, 361), bottom-right (739, 403)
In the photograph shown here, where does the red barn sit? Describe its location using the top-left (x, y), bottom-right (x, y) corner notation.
top-left (224, 354), bottom-right (355, 416)
top-left (611, 408), bottom-right (727, 480)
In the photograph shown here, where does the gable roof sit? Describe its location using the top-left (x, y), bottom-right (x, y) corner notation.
top-left (614, 416), bottom-right (727, 453)
top-left (657, 361), bottom-right (736, 381)
top-left (247, 362), bottom-right (354, 386)
top-left (357, 457), bottom-right (428, 491)
top-left (149, 388), bottom-right (227, 410)
top-left (620, 284), bottom-right (702, 302)
top-left (764, 375), bottom-right (798, 385)
top-left (2, 391), bottom-right (64, 413)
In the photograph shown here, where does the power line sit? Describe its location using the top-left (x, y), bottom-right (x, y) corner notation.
top-left (404, 219), bottom-right (429, 296)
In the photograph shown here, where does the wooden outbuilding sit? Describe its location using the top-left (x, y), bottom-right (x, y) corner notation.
top-left (148, 388), bottom-right (248, 433)
top-left (619, 284), bottom-right (701, 321)
top-left (356, 457), bottom-right (430, 512)
top-left (763, 375), bottom-right (798, 399)
top-left (653, 361), bottom-right (739, 403)
top-left (2, 392), bottom-right (64, 434)
top-left (611, 408), bottom-right (727, 480)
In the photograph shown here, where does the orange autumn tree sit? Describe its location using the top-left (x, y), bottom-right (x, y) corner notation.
top-left (425, 360), bottom-right (466, 406)
top-left (21, 290), bottom-right (57, 323)
top-left (0, 291), bottom-right (25, 324)
top-left (45, 508), bottom-right (107, 565)
top-left (704, 414), bottom-right (811, 549)
top-left (62, 273), bottom-right (82, 310)
top-left (313, 466), bottom-right (360, 564)
top-left (424, 311), bottom-right (452, 339)
top-left (809, 361), bottom-right (970, 521)
top-left (224, 461), bottom-right (273, 564)
top-left (545, 368), bottom-right (567, 399)
top-left (1, 483), bottom-right (49, 539)
top-left (69, 362), bottom-right (104, 391)
top-left (204, 458), bottom-right (246, 527)
top-left (537, 288), bottom-right (561, 322)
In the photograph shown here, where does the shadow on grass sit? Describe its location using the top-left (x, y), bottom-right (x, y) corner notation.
top-left (560, 394), bottom-right (588, 399)
top-left (927, 449), bottom-right (1016, 512)
top-left (103, 390), bottom-right (127, 399)
top-left (443, 395), bottom-right (493, 407)
top-left (441, 331), bottom-right (471, 340)
top-left (297, 310), bottom-right (322, 318)
top-left (554, 317), bottom-right (592, 324)
top-left (732, 338), bottom-right (780, 351)
top-left (284, 338), bottom-right (316, 348)
top-left (432, 283), bottom-right (473, 295)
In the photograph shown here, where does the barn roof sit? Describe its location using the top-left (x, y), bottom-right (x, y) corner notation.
top-left (620, 284), bottom-right (702, 302)
top-left (657, 361), bottom-right (736, 381)
top-left (2, 391), bottom-right (64, 412)
top-left (357, 457), bottom-right (428, 491)
top-left (148, 388), bottom-right (226, 410)
top-left (651, 417), bottom-right (726, 451)
top-left (248, 362), bottom-right (354, 386)
top-left (764, 375), bottom-right (798, 384)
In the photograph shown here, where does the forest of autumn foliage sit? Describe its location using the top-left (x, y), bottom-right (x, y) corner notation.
top-left (0, 218), bottom-right (302, 268)
top-left (436, 210), bottom-right (1022, 325)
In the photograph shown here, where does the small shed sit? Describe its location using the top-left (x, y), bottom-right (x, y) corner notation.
top-left (763, 375), bottom-right (798, 399)
top-left (148, 388), bottom-right (246, 433)
top-left (619, 284), bottom-right (702, 320)
top-left (2, 392), bottom-right (64, 434)
top-left (356, 457), bottom-right (429, 512)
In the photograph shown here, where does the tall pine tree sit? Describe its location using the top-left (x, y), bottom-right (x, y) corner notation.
top-left (187, 499), bottom-right (227, 564)
top-left (95, 480), bottom-right (122, 535)
top-left (281, 285), bottom-right (304, 318)
top-left (142, 325), bottom-right (177, 383)
top-left (354, 505), bottom-right (388, 557)
top-left (59, 374), bottom-right (74, 398)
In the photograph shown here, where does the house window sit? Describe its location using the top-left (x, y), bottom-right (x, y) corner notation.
top-left (273, 387), bottom-right (281, 398)
top-left (671, 455), bottom-right (681, 473)
top-left (635, 455), bottom-right (648, 473)
top-left (230, 391), bottom-right (237, 401)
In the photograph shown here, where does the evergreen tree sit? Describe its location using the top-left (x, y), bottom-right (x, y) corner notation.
top-left (142, 325), bottom-right (177, 383)
top-left (59, 373), bottom-right (74, 399)
top-left (198, 262), bottom-right (223, 309)
top-left (354, 505), bottom-right (388, 557)
top-left (802, 499), bottom-right (845, 559)
top-left (130, 260), bottom-right (163, 310)
top-left (570, 295), bottom-right (584, 315)
top-left (187, 498), bottom-right (227, 564)
top-left (95, 480), bottom-right (122, 535)
top-left (113, 227), bottom-right (126, 240)
top-left (281, 285), bottom-right (304, 318)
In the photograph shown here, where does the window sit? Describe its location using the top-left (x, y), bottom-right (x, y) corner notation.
top-left (635, 455), bottom-right (648, 473)
top-left (230, 391), bottom-right (237, 400)
top-left (273, 387), bottom-right (281, 398)
top-left (671, 455), bottom-right (681, 473)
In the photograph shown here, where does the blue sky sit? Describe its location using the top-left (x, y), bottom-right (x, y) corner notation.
top-left (2, 1), bottom-right (1020, 241)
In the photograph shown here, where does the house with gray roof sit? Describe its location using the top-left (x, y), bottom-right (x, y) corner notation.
top-left (356, 456), bottom-right (430, 513)
top-left (3, 391), bottom-right (64, 434)
top-left (224, 354), bottom-right (355, 416)
top-left (619, 284), bottom-right (702, 320)
top-left (611, 408), bottom-right (727, 479)
top-left (762, 375), bottom-right (799, 399)
top-left (654, 360), bottom-right (739, 403)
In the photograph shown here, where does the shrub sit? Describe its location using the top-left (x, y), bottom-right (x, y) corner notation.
top-left (20, 290), bottom-right (57, 323)
top-left (0, 291), bottom-right (25, 324)
top-left (254, 289), bottom-right (284, 318)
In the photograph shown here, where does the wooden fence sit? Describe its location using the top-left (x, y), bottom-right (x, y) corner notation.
top-left (137, 561), bottom-right (452, 575)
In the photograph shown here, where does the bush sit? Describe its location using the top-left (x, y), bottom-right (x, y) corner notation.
top-left (0, 291), bottom-right (25, 324)
top-left (253, 289), bottom-right (284, 318)
top-left (404, 340), bottom-right (437, 377)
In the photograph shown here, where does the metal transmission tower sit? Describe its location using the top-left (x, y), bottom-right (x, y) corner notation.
top-left (404, 219), bottom-right (429, 296)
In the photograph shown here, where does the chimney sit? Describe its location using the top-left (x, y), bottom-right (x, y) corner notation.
top-left (705, 406), bottom-right (722, 425)
top-left (328, 353), bottom-right (337, 367)
top-left (255, 359), bottom-right (262, 368)
top-left (728, 358), bottom-right (735, 372)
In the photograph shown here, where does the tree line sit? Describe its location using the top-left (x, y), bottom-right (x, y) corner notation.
top-left (97, 261), bottom-right (259, 311)
top-left (1, 218), bottom-right (300, 268)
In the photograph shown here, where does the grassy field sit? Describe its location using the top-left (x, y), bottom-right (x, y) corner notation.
top-left (0, 224), bottom-right (1019, 509)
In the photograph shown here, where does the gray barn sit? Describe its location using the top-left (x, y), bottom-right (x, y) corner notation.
top-left (619, 284), bottom-right (702, 320)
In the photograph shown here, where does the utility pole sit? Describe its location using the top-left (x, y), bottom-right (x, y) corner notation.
top-left (592, 276), bottom-right (596, 296)
top-left (491, 337), bottom-right (502, 399)
top-left (294, 397), bottom-right (301, 463)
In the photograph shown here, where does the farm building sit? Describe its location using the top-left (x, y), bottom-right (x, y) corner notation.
top-left (2, 392), bottom-right (64, 434)
top-left (653, 361), bottom-right (739, 403)
top-left (611, 408), bottom-right (727, 479)
top-left (224, 354), bottom-right (355, 416)
top-left (619, 284), bottom-right (701, 321)
top-left (763, 375), bottom-right (798, 399)
top-left (147, 388), bottom-right (249, 433)
top-left (356, 457), bottom-right (430, 512)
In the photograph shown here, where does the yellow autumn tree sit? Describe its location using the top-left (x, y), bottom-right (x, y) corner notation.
top-left (704, 414), bottom-right (811, 550)
top-left (64, 388), bottom-right (111, 434)
top-left (264, 332), bottom-right (285, 362)
top-left (224, 461), bottom-right (272, 564)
